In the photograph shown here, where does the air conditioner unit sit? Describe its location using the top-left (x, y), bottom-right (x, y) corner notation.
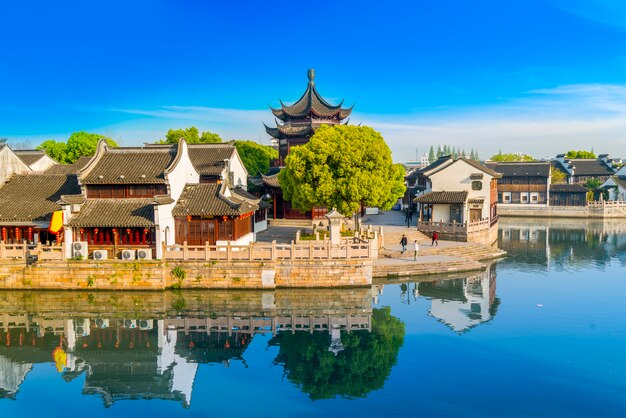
top-left (124, 319), bottom-right (137, 329)
top-left (72, 241), bottom-right (88, 259)
top-left (95, 318), bottom-right (109, 329)
top-left (93, 250), bottom-right (108, 260)
top-left (138, 319), bottom-right (153, 330)
top-left (136, 249), bottom-right (152, 260)
top-left (121, 249), bottom-right (135, 260)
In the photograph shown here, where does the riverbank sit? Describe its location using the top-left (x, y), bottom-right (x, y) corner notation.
top-left (498, 201), bottom-right (626, 218)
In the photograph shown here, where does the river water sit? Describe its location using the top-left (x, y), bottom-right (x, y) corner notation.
top-left (1, 218), bottom-right (625, 418)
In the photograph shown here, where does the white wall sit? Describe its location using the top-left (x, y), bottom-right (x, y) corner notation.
top-left (156, 141), bottom-right (200, 257)
top-left (0, 147), bottom-right (31, 186)
top-left (226, 150), bottom-right (248, 188)
top-left (429, 160), bottom-right (494, 222)
top-left (29, 155), bottom-right (57, 172)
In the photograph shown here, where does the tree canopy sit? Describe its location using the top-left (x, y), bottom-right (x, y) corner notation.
top-left (269, 307), bottom-right (405, 400)
top-left (550, 168), bottom-right (567, 184)
top-left (233, 140), bottom-right (278, 175)
top-left (489, 152), bottom-right (535, 162)
top-left (278, 125), bottom-right (406, 216)
top-left (566, 150), bottom-right (596, 159)
top-left (156, 127), bottom-right (222, 144)
top-left (37, 131), bottom-right (118, 164)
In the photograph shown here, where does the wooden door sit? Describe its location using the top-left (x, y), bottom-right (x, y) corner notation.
top-left (470, 209), bottom-right (481, 223)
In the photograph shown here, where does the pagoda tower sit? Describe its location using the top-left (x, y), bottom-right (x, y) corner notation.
top-left (265, 68), bottom-right (353, 165)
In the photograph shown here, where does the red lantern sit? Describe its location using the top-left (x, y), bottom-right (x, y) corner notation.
top-left (27, 227), bottom-right (33, 241)
top-left (94, 228), bottom-right (99, 235)
top-left (186, 215), bottom-right (192, 222)
top-left (1, 227), bottom-right (6, 242)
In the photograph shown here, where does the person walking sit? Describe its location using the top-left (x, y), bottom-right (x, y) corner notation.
top-left (413, 240), bottom-right (419, 260)
top-left (431, 231), bottom-right (439, 246)
top-left (400, 234), bottom-right (408, 253)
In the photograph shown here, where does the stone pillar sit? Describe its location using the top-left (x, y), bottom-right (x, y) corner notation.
top-left (325, 208), bottom-right (344, 246)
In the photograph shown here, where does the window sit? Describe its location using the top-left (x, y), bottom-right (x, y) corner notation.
top-left (503, 192), bottom-right (511, 202)
top-left (472, 181), bottom-right (482, 191)
top-left (521, 193), bottom-right (529, 203)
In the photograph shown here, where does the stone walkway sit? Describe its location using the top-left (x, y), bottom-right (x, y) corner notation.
top-left (255, 209), bottom-right (506, 280)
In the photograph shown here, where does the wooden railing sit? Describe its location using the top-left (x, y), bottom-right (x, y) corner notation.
top-left (162, 241), bottom-right (371, 261)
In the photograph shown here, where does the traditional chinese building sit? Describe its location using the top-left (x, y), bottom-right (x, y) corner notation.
top-left (13, 149), bottom-right (57, 172)
top-left (259, 69), bottom-right (353, 220)
top-left (0, 174), bottom-right (80, 244)
top-left (56, 139), bottom-right (266, 259)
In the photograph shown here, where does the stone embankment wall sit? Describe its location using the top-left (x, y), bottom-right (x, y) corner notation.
top-left (499, 204), bottom-right (626, 218)
top-left (0, 288), bottom-right (373, 318)
top-left (0, 258), bottom-right (372, 290)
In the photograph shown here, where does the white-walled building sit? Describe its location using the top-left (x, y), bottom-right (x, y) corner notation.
top-left (0, 142), bottom-right (31, 187)
top-left (415, 157), bottom-right (501, 243)
top-left (600, 165), bottom-right (626, 201)
top-left (13, 150), bottom-right (58, 172)
top-left (58, 139), bottom-right (267, 259)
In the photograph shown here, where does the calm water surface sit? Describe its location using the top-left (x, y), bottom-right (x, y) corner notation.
top-left (1, 218), bottom-right (625, 418)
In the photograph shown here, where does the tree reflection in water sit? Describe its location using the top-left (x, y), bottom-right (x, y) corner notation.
top-left (269, 307), bottom-right (405, 400)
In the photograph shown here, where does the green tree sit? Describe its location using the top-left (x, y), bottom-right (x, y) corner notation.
top-left (566, 150), bottom-right (596, 159)
top-left (157, 127), bottom-right (222, 144)
top-left (550, 168), bottom-right (567, 184)
top-left (233, 140), bottom-right (278, 175)
top-left (489, 153), bottom-right (535, 162)
top-left (269, 307), bottom-right (405, 400)
top-left (37, 131), bottom-right (117, 163)
top-left (428, 145), bottom-right (436, 163)
top-left (278, 125), bottom-right (406, 216)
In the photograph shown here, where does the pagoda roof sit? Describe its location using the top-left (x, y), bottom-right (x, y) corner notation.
top-left (264, 121), bottom-right (314, 140)
top-left (269, 69), bottom-right (353, 122)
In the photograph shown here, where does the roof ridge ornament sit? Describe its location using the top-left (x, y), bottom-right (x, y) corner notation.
top-left (308, 68), bottom-right (315, 86)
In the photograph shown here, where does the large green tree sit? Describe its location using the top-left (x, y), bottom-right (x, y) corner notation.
top-left (269, 307), bottom-right (405, 400)
top-left (157, 127), bottom-right (222, 144)
top-left (489, 152), bottom-right (535, 162)
top-left (37, 131), bottom-right (118, 164)
top-left (566, 150), bottom-right (596, 159)
top-left (233, 140), bottom-right (278, 175)
top-left (278, 125), bottom-right (406, 216)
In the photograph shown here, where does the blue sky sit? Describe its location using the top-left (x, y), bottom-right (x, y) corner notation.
top-left (2, 0), bottom-right (626, 160)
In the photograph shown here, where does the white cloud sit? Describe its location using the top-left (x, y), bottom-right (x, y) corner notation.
top-left (86, 83), bottom-right (626, 161)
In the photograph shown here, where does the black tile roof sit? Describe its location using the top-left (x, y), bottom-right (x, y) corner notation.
top-left (570, 159), bottom-right (615, 176)
top-left (0, 174), bottom-right (81, 223)
top-left (485, 162), bottom-right (550, 177)
top-left (415, 191), bottom-right (468, 204)
top-left (13, 150), bottom-right (48, 166)
top-left (549, 184), bottom-right (588, 193)
top-left (188, 144), bottom-right (235, 176)
top-left (67, 199), bottom-right (155, 227)
top-left (172, 184), bottom-right (258, 217)
top-left (82, 147), bottom-right (177, 184)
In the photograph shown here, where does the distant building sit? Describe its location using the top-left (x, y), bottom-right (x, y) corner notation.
top-left (600, 165), bottom-right (626, 201)
top-left (485, 161), bottom-right (551, 205)
top-left (552, 154), bottom-right (616, 184)
top-left (13, 149), bottom-right (57, 172)
top-left (0, 142), bottom-right (31, 187)
top-left (414, 156), bottom-right (501, 243)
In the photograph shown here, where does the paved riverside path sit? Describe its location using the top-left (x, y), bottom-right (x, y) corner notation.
top-left (362, 209), bottom-right (505, 278)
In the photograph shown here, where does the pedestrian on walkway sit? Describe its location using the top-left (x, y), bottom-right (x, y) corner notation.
top-left (431, 231), bottom-right (439, 246)
top-left (400, 234), bottom-right (408, 253)
top-left (413, 240), bottom-right (419, 260)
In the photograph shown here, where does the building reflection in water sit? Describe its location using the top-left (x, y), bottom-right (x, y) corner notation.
top-left (498, 217), bottom-right (626, 270)
top-left (0, 288), bottom-right (386, 406)
top-left (379, 263), bottom-right (500, 334)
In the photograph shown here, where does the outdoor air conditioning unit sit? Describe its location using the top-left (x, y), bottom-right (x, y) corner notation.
top-left (124, 319), bottom-right (137, 329)
top-left (138, 319), bottom-right (154, 330)
top-left (136, 249), bottom-right (152, 260)
top-left (93, 250), bottom-right (108, 260)
top-left (121, 249), bottom-right (136, 260)
top-left (95, 318), bottom-right (110, 329)
top-left (72, 241), bottom-right (88, 258)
